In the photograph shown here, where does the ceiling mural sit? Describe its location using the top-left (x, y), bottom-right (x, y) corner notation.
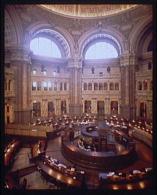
top-left (39, 4), bottom-right (138, 18)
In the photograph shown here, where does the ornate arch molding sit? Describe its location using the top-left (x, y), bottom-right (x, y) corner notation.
top-left (5, 10), bottom-right (18, 48)
top-left (141, 31), bottom-right (152, 53)
top-left (79, 27), bottom-right (127, 58)
top-left (25, 22), bottom-right (74, 58)
top-left (129, 16), bottom-right (152, 54)
top-left (5, 6), bottom-right (23, 47)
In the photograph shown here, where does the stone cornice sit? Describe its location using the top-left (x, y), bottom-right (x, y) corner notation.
top-left (67, 58), bottom-right (82, 69)
top-left (9, 47), bottom-right (31, 63)
top-left (120, 53), bottom-right (138, 66)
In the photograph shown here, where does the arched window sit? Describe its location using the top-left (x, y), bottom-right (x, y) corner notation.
top-left (42, 81), bottom-right (48, 91)
top-left (85, 41), bottom-right (118, 59)
top-left (54, 82), bottom-right (57, 91)
top-left (48, 81), bottom-right (52, 91)
top-left (30, 37), bottom-right (61, 58)
top-left (32, 81), bottom-right (37, 91)
top-left (37, 81), bottom-right (41, 91)
top-left (84, 83), bottom-right (87, 90)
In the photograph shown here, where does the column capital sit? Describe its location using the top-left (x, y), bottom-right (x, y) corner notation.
top-left (120, 53), bottom-right (137, 66)
top-left (67, 57), bottom-right (82, 68)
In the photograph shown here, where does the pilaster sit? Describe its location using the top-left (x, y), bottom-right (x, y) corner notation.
top-left (68, 58), bottom-right (83, 116)
top-left (11, 47), bottom-right (32, 124)
top-left (120, 53), bottom-right (137, 119)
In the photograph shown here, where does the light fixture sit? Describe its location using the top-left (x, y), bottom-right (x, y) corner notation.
top-left (127, 184), bottom-right (133, 190)
top-left (139, 181), bottom-right (145, 189)
top-left (112, 185), bottom-right (119, 190)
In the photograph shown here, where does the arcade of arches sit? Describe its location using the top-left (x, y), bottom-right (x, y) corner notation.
top-left (5, 5), bottom-right (153, 124)
top-left (4, 4), bottom-right (153, 191)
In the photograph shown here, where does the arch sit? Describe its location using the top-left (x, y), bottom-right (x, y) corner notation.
top-left (129, 16), bottom-right (152, 53)
top-left (5, 10), bottom-right (18, 47)
top-left (141, 31), bottom-right (152, 53)
top-left (5, 6), bottom-right (23, 47)
top-left (25, 22), bottom-right (74, 58)
top-left (79, 27), bottom-right (127, 58)
top-left (137, 27), bottom-right (152, 54)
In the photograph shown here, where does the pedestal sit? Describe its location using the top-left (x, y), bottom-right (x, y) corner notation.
top-left (15, 109), bottom-right (31, 124)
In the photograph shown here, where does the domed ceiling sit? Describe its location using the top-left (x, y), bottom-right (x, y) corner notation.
top-left (39, 4), bottom-right (138, 18)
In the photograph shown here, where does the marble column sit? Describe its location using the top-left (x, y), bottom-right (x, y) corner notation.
top-left (120, 54), bottom-right (136, 120)
top-left (11, 48), bottom-right (32, 124)
top-left (68, 58), bottom-right (82, 116)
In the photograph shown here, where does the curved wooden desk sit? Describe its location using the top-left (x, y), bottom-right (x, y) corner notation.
top-left (38, 161), bottom-right (82, 187)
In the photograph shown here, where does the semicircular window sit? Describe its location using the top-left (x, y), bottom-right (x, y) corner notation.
top-left (30, 37), bottom-right (61, 58)
top-left (85, 41), bottom-right (118, 59)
